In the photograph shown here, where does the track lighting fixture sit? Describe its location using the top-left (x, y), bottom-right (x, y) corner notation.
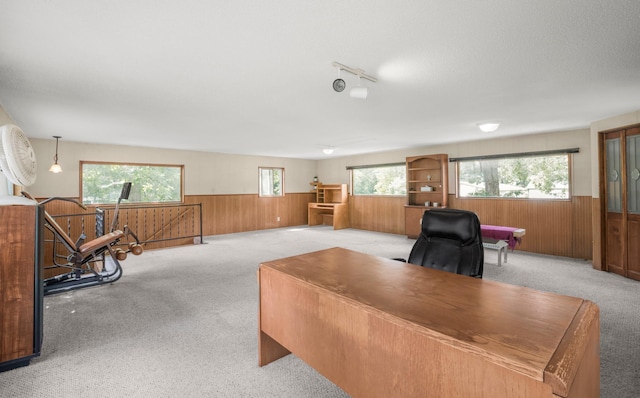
top-left (332, 62), bottom-right (376, 100)
top-left (49, 136), bottom-right (63, 173)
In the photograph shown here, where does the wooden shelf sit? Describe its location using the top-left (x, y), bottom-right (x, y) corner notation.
top-left (405, 154), bottom-right (449, 238)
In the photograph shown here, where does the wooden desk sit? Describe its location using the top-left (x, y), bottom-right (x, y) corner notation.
top-left (258, 248), bottom-right (599, 398)
top-left (308, 203), bottom-right (349, 230)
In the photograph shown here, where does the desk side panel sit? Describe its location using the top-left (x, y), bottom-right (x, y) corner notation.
top-left (258, 267), bottom-right (291, 366)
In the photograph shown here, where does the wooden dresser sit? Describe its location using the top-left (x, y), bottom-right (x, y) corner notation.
top-left (0, 204), bottom-right (43, 372)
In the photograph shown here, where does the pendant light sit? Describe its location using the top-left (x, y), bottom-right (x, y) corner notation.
top-left (49, 136), bottom-right (63, 173)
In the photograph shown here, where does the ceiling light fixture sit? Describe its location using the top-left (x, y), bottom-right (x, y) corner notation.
top-left (350, 77), bottom-right (368, 99)
top-left (332, 62), bottom-right (376, 100)
top-left (323, 146), bottom-right (335, 155)
top-left (477, 122), bottom-right (501, 133)
top-left (49, 136), bottom-right (63, 173)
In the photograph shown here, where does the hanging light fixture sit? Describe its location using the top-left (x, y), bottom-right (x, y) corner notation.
top-left (49, 136), bottom-right (63, 173)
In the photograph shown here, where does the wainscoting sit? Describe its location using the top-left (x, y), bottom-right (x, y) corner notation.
top-left (39, 192), bottom-right (592, 262)
top-left (450, 195), bottom-right (593, 260)
top-left (184, 192), bottom-right (316, 236)
top-left (347, 195), bottom-right (593, 260)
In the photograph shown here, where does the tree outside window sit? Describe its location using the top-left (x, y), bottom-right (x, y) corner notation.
top-left (81, 162), bottom-right (183, 204)
top-left (458, 154), bottom-right (570, 199)
top-left (352, 165), bottom-right (406, 196)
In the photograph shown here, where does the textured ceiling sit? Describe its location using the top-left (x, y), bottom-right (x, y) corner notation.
top-left (1, 0), bottom-right (640, 159)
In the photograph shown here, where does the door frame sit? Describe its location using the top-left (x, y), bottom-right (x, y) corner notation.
top-left (598, 123), bottom-right (640, 279)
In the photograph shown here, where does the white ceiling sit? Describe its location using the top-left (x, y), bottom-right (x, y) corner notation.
top-left (1, 1), bottom-right (640, 160)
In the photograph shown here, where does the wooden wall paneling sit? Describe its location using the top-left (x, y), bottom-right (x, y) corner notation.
top-left (572, 197), bottom-right (593, 260)
top-left (449, 195), bottom-right (593, 259)
top-left (349, 196), bottom-right (406, 235)
top-left (257, 196), bottom-right (279, 230)
top-left (286, 193), bottom-right (315, 226)
top-left (592, 198), bottom-right (603, 270)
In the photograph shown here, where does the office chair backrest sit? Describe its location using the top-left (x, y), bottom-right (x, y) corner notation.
top-left (408, 209), bottom-right (483, 277)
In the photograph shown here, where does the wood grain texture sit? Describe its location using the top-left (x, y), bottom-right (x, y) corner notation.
top-left (348, 195), bottom-right (406, 235)
top-left (591, 197), bottom-right (603, 270)
top-left (185, 192), bottom-right (315, 235)
top-left (544, 301), bottom-right (600, 398)
top-left (0, 206), bottom-right (35, 363)
top-left (37, 192), bottom-right (594, 261)
top-left (450, 195), bottom-right (593, 259)
top-left (627, 215), bottom-right (640, 280)
top-left (258, 248), bottom-right (600, 398)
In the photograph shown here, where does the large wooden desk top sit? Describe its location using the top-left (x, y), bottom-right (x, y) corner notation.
top-left (258, 247), bottom-right (599, 398)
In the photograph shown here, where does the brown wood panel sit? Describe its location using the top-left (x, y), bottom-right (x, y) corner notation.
top-left (404, 206), bottom-right (425, 238)
top-left (605, 212), bottom-right (624, 275)
top-left (449, 196), bottom-right (593, 259)
top-left (184, 192), bottom-right (316, 236)
top-left (348, 196), bottom-right (405, 235)
top-left (592, 197), bottom-right (603, 270)
top-left (627, 215), bottom-right (640, 280)
top-left (0, 206), bottom-right (35, 363)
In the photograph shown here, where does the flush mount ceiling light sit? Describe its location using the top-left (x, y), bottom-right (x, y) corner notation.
top-left (49, 135), bottom-right (63, 173)
top-left (332, 61), bottom-right (377, 100)
top-left (322, 146), bottom-right (335, 155)
top-left (477, 122), bottom-right (501, 133)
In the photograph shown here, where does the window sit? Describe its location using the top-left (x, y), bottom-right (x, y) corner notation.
top-left (81, 161), bottom-right (183, 205)
top-left (456, 151), bottom-right (573, 199)
top-left (259, 167), bottom-right (284, 197)
top-left (349, 163), bottom-right (406, 196)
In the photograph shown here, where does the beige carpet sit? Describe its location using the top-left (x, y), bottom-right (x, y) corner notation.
top-left (0, 226), bottom-right (638, 397)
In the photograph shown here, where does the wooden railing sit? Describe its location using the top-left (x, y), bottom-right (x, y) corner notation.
top-left (45, 203), bottom-right (203, 277)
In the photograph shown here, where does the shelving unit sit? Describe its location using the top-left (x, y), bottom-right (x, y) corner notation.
top-left (405, 154), bottom-right (449, 238)
top-left (308, 183), bottom-right (349, 230)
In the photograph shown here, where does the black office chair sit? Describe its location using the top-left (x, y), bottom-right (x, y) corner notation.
top-left (403, 208), bottom-right (484, 278)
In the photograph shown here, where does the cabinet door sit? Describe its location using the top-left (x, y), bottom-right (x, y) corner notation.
top-left (405, 207), bottom-right (425, 239)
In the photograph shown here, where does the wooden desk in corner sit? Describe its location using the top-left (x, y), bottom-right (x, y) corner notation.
top-left (308, 183), bottom-right (349, 230)
top-left (258, 247), bottom-right (600, 398)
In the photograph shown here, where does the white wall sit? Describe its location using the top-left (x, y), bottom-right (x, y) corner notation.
top-left (317, 128), bottom-right (592, 197)
top-left (0, 104), bottom-right (15, 125)
top-left (27, 139), bottom-right (317, 198)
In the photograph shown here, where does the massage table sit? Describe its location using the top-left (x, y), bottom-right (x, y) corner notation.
top-left (481, 225), bottom-right (526, 266)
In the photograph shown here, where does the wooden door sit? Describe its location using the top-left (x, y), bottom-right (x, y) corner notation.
top-left (602, 126), bottom-right (640, 281)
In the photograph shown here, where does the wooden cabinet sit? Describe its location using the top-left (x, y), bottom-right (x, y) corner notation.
top-left (0, 204), bottom-right (43, 372)
top-left (308, 183), bottom-right (349, 230)
top-left (405, 154), bottom-right (449, 238)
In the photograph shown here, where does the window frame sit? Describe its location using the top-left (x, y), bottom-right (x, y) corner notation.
top-left (80, 160), bottom-right (185, 205)
top-left (453, 149), bottom-right (576, 200)
top-left (258, 167), bottom-right (285, 197)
